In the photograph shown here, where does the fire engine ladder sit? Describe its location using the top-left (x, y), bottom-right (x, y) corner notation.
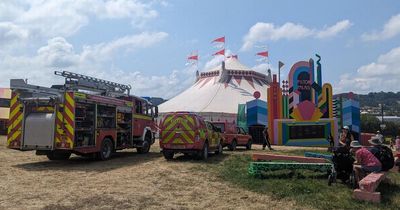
top-left (55, 71), bottom-right (131, 97)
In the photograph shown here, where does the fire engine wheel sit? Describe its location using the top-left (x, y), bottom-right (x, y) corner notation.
top-left (215, 141), bottom-right (223, 155)
top-left (200, 142), bottom-right (209, 160)
top-left (98, 138), bottom-right (113, 160)
top-left (46, 151), bottom-right (72, 161)
top-left (246, 139), bottom-right (252, 150)
top-left (163, 151), bottom-right (174, 160)
top-left (229, 140), bottom-right (237, 151)
top-left (137, 134), bottom-right (151, 154)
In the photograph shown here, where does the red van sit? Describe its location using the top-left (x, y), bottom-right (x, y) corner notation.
top-left (212, 122), bottom-right (252, 151)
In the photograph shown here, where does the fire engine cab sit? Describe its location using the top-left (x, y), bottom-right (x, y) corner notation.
top-left (7, 71), bottom-right (158, 160)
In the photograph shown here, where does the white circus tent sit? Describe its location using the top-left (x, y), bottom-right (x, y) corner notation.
top-left (158, 56), bottom-right (271, 122)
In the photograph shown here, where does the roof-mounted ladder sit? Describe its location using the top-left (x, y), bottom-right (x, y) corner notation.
top-left (55, 71), bottom-right (131, 96)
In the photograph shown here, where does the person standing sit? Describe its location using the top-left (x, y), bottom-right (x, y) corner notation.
top-left (396, 136), bottom-right (400, 152)
top-left (376, 131), bottom-right (384, 144)
top-left (262, 126), bottom-right (273, 150)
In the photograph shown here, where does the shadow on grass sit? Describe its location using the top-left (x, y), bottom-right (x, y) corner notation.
top-left (168, 152), bottom-right (229, 164)
top-left (13, 151), bottom-right (162, 172)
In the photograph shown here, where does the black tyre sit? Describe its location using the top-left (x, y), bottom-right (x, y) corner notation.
top-left (201, 142), bottom-right (209, 160)
top-left (137, 134), bottom-right (151, 154)
top-left (97, 138), bottom-right (113, 160)
top-left (46, 151), bottom-right (71, 160)
top-left (163, 151), bottom-right (174, 160)
top-left (246, 139), bottom-right (252, 150)
top-left (229, 140), bottom-right (237, 151)
top-left (215, 141), bottom-right (223, 155)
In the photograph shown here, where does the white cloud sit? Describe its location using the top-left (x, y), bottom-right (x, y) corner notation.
top-left (335, 46), bottom-right (400, 93)
top-left (241, 20), bottom-right (352, 51)
top-left (362, 14), bottom-right (400, 41)
top-left (0, 0), bottom-right (160, 45)
top-left (0, 32), bottom-right (200, 99)
top-left (0, 22), bottom-right (29, 45)
top-left (316, 20), bottom-right (352, 39)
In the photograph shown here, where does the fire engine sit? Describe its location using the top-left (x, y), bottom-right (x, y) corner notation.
top-left (7, 71), bottom-right (158, 160)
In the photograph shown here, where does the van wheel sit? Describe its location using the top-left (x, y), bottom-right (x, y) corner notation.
top-left (97, 138), bottom-right (113, 160)
top-left (163, 151), bottom-right (174, 160)
top-left (201, 142), bottom-right (209, 160)
top-left (246, 140), bottom-right (252, 150)
top-left (229, 140), bottom-right (237, 151)
top-left (137, 134), bottom-right (151, 154)
top-left (46, 151), bottom-right (71, 160)
top-left (215, 142), bottom-right (223, 155)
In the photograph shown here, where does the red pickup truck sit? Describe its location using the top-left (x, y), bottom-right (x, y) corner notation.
top-left (212, 122), bottom-right (252, 151)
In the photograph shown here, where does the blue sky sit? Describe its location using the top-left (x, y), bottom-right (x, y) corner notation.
top-left (0, 0), bottom-right (400, 98)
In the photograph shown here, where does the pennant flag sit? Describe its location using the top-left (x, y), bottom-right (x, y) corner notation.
top-left (213, 49), bottom-right (225, 56)
top-left (212, 36), bottom-right (225, 43)
top-left (279, 61), bottom-right (285, 69)
top-left (188, 55), bottom-right (198, 60)
top-left (256, 51), bottom-right (268, 57)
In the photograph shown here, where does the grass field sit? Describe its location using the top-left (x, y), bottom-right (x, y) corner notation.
top-left (1, 135), bottom-right (399, 210)
top-left (194, 149), bottom-right (400, 210)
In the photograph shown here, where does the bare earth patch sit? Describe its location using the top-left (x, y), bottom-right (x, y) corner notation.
top-left (0, 136), bottom-right (305, 210)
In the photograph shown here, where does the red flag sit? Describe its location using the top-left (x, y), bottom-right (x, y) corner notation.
top-left (188, 55), bottom-right (198, 60)
top-left (213, 49), bottom-right (225, 56)
top-left (212, 36), bottom-right (225, 43)
top-left (256, 51), bottom-right (268, 57)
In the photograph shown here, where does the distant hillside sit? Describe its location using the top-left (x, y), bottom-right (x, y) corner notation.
top-left (356, 92), bottom-right (400, 116)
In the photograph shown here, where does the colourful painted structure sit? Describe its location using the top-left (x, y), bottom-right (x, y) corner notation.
top-left (246, 99), bottom-right (267, 126)
top-left (334, 93), bottom-right (361, 140)
top-left (267, 55), bottom-right (339, 146)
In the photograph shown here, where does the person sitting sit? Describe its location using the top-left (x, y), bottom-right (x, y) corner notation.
top-left (339, 126), bottom-right (354, 149)
top-left (350, 140), bottom-right (382, 183)
top-left (396, 136), bottom-right (400, 152)
top-left (368, 136), bottom-right (395, 171)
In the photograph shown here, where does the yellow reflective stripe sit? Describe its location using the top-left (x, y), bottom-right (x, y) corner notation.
top-left (180, 121), bottom-right (192, 131)
top-left (65, 93), bottom-right (75, 107)
top-left (64, 106), bottom-right (74, 121)
top-left (184, 115), bottom-right (195, 126)
top-left (9, 104), bottom-right (21, 120)
top-left (180, 132), bottom-right (193, 144)
top-left (164, 119), bottom-right (179, 131)
top-left (10, 94), bottom-right (18, 106)
top-left (173, 138), bottom-right (184, 144)
top-left (163, 115), bottom-right (174, 125)
top-left (162, 131), bottom-right (176, 143)
top-left (8, 130), bottom-right (21, 143)
top-left (133, 114), bottom-right (152, 120)
top-left (64, 123), bottom-right (74, 136)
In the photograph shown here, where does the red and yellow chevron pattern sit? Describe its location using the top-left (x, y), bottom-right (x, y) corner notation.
top-left (161, 114), bottom-right (196, 144)
top-left (7, 92), bottom-right (23, 148)
top-left (55, 92), bottom-right (75, 149)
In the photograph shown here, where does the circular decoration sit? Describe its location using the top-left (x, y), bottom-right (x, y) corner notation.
top-left (253, 91), bottom-right (261, 99)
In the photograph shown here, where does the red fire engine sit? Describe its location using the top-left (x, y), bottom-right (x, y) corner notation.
top-left (7, 71), bottom-right (158, 160)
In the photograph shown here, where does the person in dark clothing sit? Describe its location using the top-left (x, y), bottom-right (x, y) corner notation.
top-left (339, 125), bottom-right (354, 149)
top-left (262, 126), bottom-right (273, 150)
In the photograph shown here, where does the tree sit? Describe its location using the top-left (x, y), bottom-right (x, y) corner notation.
top-left (360, 114), bottom-right (380, 133)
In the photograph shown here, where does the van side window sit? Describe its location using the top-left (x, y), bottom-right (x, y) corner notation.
top-left (135, 100), bottom-right (142, 114)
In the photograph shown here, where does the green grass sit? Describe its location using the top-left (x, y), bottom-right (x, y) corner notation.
top-left (195, 150), bottom-right (400, 210)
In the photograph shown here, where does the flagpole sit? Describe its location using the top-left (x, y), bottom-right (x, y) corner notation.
top-left (278, 64), bottom-right (281, 88)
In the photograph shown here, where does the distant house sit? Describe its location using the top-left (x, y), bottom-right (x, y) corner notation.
top-left (0, 88), bottom-right (11, 135)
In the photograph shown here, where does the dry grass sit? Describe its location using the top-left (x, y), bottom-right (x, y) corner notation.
top-left (0, 136), bottom-right (302, 210)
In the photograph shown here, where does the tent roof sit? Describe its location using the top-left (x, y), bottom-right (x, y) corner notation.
top-left (159, 57), bottom-right (271, 114)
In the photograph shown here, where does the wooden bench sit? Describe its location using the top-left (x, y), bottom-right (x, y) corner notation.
top-left (304, 152), bottom-right (333, 161)
top-left (252, 153), bottom-right (328, 163)
top-left (353, 172), bottom-right (387, 203)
